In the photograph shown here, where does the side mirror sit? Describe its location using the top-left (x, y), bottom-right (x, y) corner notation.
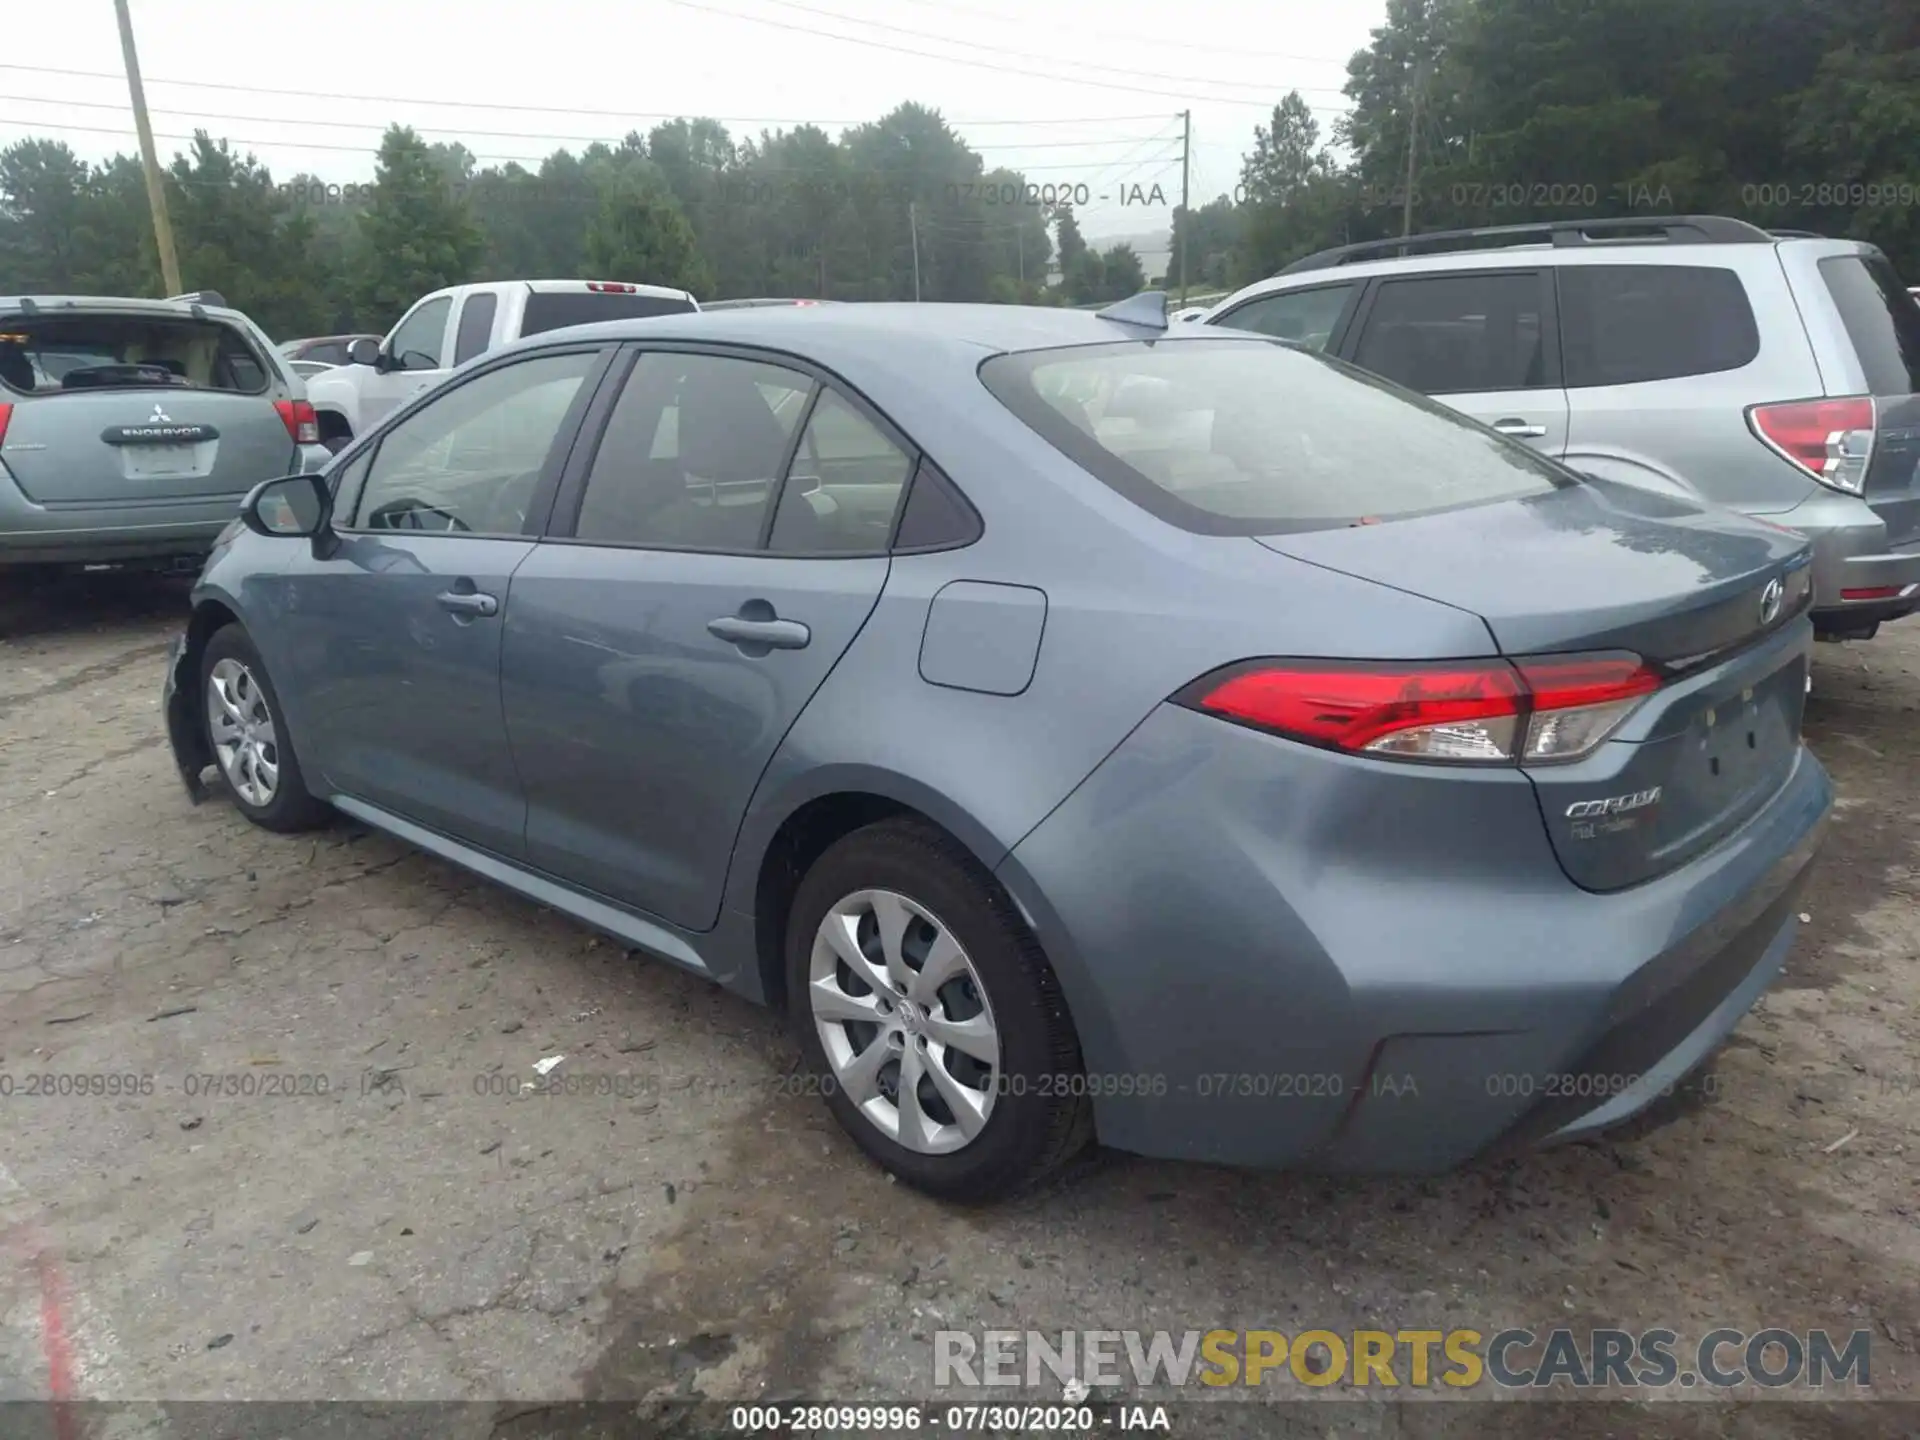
top-left (242, 473), bottom-right (331, 539)
top-left (346, 337), bottom-right (381, 368)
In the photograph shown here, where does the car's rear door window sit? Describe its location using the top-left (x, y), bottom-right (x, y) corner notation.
top-left (1819, 254), bottom-right (1920, 394)
top-left (1559, 265), bottom-right (1759, 386)
top-left (767, 390), bottom-right (915, 554)
top-left (980, 338), bottom-right (1569, 535)
top-left (1350, 272), bottom-right (1552, 394)
top-left (453, 293), bottom-right (498, 366)
top-left (571, 352), bottom-right (813, 550)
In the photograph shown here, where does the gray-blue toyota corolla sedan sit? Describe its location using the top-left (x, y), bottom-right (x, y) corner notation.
top-left (161, 299), bottom-right (1831, 1200)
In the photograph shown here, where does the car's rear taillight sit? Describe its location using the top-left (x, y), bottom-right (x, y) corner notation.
top-left (273, 399), bottom-right (319, 445)
top-left (0, 401), bottom-right (11, 446)
top-left (586, 281), bottom-right (638, 293)
top-left (1176, 652), bottom-right (1660, 765)
top-left (1747, 397), bottom-right (1876, 495)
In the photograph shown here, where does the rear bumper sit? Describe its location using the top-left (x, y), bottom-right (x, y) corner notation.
top-left (0, 444), bottom-right (324, 567)
top-left (0, 461), bottom-right (233, 566)
top-left (997, 702), bottom-right (1831, 1173)
top-left (1754, 489), bottom-right (1920, 623)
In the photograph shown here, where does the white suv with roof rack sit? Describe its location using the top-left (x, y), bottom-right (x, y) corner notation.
top-left (1202, 215), bottom-right (1920, 641)
top-left (306, 279), bottom-right (700, 451)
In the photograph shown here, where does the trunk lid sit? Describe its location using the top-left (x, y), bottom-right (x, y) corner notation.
top-left (1814, 253), bottom-right (1920, 543)
top-left (0, 307), bottom-right (298, 505)
top-left (1, 387), bottom-right (300, 504)
top-left (1258, 480), bottom-right (1815, 890)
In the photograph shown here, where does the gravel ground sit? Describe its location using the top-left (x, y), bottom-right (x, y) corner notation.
top-left (0, 569), bottom-right (1913, 1437)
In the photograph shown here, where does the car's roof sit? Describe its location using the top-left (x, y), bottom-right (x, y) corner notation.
top-left (508, 301), bottom-right (1258, 366)
top-left (1, 294), bottom-right (252, 321)
top-left (1213, 234), bottom-right (1881, 307)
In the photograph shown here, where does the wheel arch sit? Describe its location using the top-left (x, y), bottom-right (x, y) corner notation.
top-left (731, 766), bottom-right (1022, 1016)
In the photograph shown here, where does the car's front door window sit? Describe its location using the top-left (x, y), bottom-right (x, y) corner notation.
top-left (387, 296), bottom-right (452, 372)
top-left (1216, 283), bottom-right (1357, 349)
top-left (350, 351), bottom-right (599, 535)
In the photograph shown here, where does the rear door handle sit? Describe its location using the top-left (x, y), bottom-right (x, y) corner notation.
top-left (707, 616), bottom-right (811, 650)
top-left (1492, 418), bottom-right (1548, 439)
top-left (436, 590), bottom-right (498, 617)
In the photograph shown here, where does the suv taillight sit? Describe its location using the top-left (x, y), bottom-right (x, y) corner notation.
top-left (1748, 397), bottom-right (1876, 495)
top-left (586, 281), bottom-right (638, 293)
top-left (273, 399), bottom-right (319, 445)
top-left (0, 402), bottom-right (11, 446)
top-left (1174, 653), bottom-right (1660, 765)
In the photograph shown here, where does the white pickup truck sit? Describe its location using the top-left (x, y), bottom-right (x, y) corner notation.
top-left (308, 278), bottom-right (699, 450)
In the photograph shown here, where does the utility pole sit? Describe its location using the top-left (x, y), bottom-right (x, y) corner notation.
top-left (113, 0), bottom-right (183, 295)
top-left (1177, 108), bottom-right (1191, 306)
top-left (1401, 61), bottom-right (1425, 240)
top-left (908, 201), bottom-right (922, 302)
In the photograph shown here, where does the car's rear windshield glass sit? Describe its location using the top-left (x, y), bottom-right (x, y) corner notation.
top-left (0, 313), bottom-right (270, 396)
top-left (520, 292), bottom-right (697, 337)
top-left (1819, 255), bottom-right (1920, 395)
top-left (978, 338), bottom-right (1570, 534)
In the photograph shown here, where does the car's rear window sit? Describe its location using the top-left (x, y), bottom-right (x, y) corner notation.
top-left (0, 313), bottom-right (270, 396)
top-left (978, 338), bottom-right (1570, 534)
top-left (1819, 255), bottom-right (1920, 395)
top-left (520, 291), bottom-right (697, 337)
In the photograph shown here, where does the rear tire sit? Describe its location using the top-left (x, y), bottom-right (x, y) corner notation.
top-left (786, 818), bottom-right (1092, 1202)
top-left (199, 625), bottom-right (331, 833)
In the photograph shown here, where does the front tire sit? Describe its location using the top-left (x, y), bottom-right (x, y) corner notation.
top-left (199, 625), bottom-right (331, 833)
top-left (786, 818), bottom-right (1091, 1201)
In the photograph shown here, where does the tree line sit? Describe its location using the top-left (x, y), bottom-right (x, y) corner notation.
top-left (1195, 0), bottom-right (1919, 292)
top-left (1, 0), bottom-right (1915, 341)
top-left (0, 103), bottom-right (1148, 340)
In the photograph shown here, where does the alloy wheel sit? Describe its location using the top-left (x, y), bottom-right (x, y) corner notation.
top-left (808, 888), bottom-right (1000, 1154)
top-left (207, 657), bottom-right (280, 807)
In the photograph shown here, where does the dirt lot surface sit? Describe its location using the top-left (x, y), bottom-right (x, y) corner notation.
top-left (0, 570), bottom-right (1914, 1438)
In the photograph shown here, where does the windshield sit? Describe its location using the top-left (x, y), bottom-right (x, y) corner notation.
top-left (0, 314), bottom-right (270, 395)
top-left (979, 337), bottom-right (1571, 535)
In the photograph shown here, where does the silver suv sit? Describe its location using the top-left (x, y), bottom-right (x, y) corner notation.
top-left (0, 291), bottom-right (329, 570)
top-left (1204, 215), bottom-right (1920, 640)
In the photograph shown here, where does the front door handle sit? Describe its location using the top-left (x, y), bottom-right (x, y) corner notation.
top-left (437, 590), bottom-right (498, 617)
top-left (707, 615), bottom-right (810, 650)
top-left (1492, 418), bottom-right (1548, 439)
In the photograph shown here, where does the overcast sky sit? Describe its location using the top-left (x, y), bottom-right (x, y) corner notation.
top-left (2, 0), bottom-right (1381, 244)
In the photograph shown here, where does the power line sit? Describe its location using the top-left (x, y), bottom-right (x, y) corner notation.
top-left (656, 0), bottom-right (1354, 112)
top-left (0, 63), bottom-right (1171, 129)
top-left (0, 93), bottom-right (1170, 153)
top-left (700, 0), bottom-right (1352, 97)
top-left (881, 0), bottom-right (1353, 64)
top-left (0, 113), bottom-right (1203, 176)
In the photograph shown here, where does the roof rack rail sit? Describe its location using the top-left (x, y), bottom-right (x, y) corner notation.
top-left (1768, 229), bottom-right (1825, 239)
top-left (166, 290), bottom-right (228, 309)
top-left (1276, 215), bottom-right (1776, 276)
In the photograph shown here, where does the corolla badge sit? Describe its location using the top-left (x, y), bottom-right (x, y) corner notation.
top-left (1759, 577), bottom-right (1785, 626)
top-left (1566, 787), bottom-right (1663, 820)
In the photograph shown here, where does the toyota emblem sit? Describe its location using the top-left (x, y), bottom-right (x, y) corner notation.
top-left (1759, 577), bottom-right (1785, 626)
